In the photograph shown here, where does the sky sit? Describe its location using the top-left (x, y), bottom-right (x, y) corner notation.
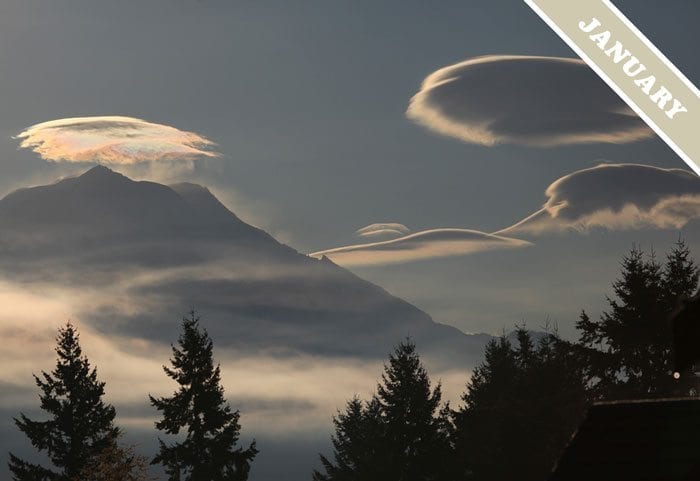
top-left (2, 0), bottom-right (696, 333)
top-left (1, 1), bottom-right (699, 480)
top-left (0, 1), bottom-right (695, 241)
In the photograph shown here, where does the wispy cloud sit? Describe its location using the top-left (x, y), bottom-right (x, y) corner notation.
top-left (310, 228), bottom-right (531, 266)
top-left (497, 163), bottom-right (700, 235)
top-left (407, 55), bottom-right (652, 147)
top-left (16, 116), bottom-right (218, 165)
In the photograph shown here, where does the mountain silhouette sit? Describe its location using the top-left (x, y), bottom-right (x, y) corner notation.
top-left (0, 166), bottom-right (492, 365)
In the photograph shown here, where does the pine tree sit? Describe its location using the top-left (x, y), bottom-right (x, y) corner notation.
top-left (313, 397), bottom-right (386, 481)
top-left (453, 335), bottom-right (518, 481)
top-left (522, 332), bottom-right (588, 479)
top-left (314, 340), bottom-right (452, 481)
top-left (663, 237), bottom-right (699, 393)
top-left (377, 341), bottom-right (451, 481)
top-left (663, 237), bottom-right (699, 305)
top-left (8, 322), bottom-right (120, 481)
top-left (453, 330), bottom-right (587, 481)
top-left (576, 241), bottom-right (699, 399)
top-left (150, 312), bottom-right (257, 481)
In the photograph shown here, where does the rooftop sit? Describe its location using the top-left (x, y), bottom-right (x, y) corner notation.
top-left (550, 398), bottom-right (700, 481)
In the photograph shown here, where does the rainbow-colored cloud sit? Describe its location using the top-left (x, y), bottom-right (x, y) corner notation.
top-left (16, 116), bottom-right (218, 165)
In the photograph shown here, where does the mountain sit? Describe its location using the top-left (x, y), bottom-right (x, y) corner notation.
top-left (0, 166), bottom-right (492, 365)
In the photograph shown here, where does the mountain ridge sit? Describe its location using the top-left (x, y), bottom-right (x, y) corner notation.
top-left (0, 166), bottom-right (494, 367)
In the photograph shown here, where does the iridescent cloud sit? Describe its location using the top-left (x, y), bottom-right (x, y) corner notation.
top-left (16, 116), bottom-right (218, 165)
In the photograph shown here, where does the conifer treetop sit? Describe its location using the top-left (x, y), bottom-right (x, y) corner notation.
top-left (8, 322), bottom-right (119, 481)
top-left (150, 311), bottom-right (257, 481)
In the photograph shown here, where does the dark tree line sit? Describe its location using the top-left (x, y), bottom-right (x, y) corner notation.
top-left (8, 313), bottom-right (256, 481)
top-left (314, 332), bottom-right (586, 481)
top-left (8, 238), bottom-right (699, 481)
top-left (313, 341), bottom-right (452, 481)
top-left (316, 238), bottom-right (700, 481)
top-left (577, 239), bottom-right (700, 399)
top-left (452, 328), bottom-right (588, 481)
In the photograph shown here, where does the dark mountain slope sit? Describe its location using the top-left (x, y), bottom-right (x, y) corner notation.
top-left (0, 166), bottom-right (491, 366)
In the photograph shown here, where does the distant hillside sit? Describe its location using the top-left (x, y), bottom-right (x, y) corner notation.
top-left (0, 166), bottom-right (497, 367)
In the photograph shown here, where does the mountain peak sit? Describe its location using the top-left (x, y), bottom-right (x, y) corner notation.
top-left (73, 165), bottom-right (134, 188)
top-left (78, 164), bottom-right (126, 180)
top-left (0, 165), bottom-right (277, 249)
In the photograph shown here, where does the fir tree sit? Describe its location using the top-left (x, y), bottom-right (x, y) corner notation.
top-left (521, 331), bottom-right (588, 479)
top-left (313, 397), bottom-right (386, 481)
top-left (377, 341), bottom-right (451, 481)
top-left (663, 237), bottom-right (699, 305)
top-left (576, 241), bottom-right (699, 399)
top-left (314, 340), bottom-right (452, 481)
top-left (453, 330), bottom-right (587, 481)
top-left (150, 312), bottom-right (257, 481)
top-left (8, 322), bottom-right (119, 481)
top-left (453, 335), bottom-right (518, 481)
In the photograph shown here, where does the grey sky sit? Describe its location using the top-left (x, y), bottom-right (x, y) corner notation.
top-left (2, 3), bottom-right (700, 480)
top-left (0, 0), bottom-right (697, 332)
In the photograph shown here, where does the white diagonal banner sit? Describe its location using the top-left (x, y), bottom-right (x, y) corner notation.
top-left (525, 0), bottom-right (700, 176)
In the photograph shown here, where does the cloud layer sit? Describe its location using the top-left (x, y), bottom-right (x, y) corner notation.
top-left (0, 276), bottom-right (471, 437)
top-left (16, 116), bottom-right (218, 165)
top-left (311, 228), bottom-right (530, 266)
top-left (498, 163), bottom-right (700, 234)
top-left (407, 55), bottom-right (652, 147)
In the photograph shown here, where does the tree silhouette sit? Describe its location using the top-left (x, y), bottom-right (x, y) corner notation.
top-left (663, 236), bottom-right (699, 305)
top-left (314, 340), bottom-right (452, 481)
top-left (576, 240), bottom-right (699, 399)
top-left (313, 397), bottom-right (386, 481)
top-left (150, 311), bottom-right (257, 481)
top-left (377, 341), bottom-right (452, 481)
top-left (453, 335), bottom-right (516, 481)
top-left (453, 329), bottom-right (587, 481)
top-left (8, 322), bottom-right (120, 481)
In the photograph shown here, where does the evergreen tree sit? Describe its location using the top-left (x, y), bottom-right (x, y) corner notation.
top-left (150, 312), bottom-right (257, 481)
top-left (453, 329), bottom-right (587, 481)
top-left (377, 341), bottom-right (452, 481)
top-left (576, 241), bottom-right (699, 399)
top-left (520, 331), bottom-right (588, 479)
top-left (314, 340), bottom-right (452, 481)
top-left (313, 397), bottom-right (386, 481)
top-left (8, 322), bottom-right (120, 481)
top-left (663, 237), bottom-right (699, 305)
top-left (453, 336), bottom-right (517, 481)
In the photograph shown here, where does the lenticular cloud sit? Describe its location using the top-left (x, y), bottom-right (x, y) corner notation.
top-left (311, 228), bottom-right (531, 266)
top-left (356, 223), bottom-right (410, 239)
top-left (496, 163), bottom-right (700, 235)
top-left (407, 55), bottom-right (652, 147)
top-left (16, 116), bottom-right (219, 165)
